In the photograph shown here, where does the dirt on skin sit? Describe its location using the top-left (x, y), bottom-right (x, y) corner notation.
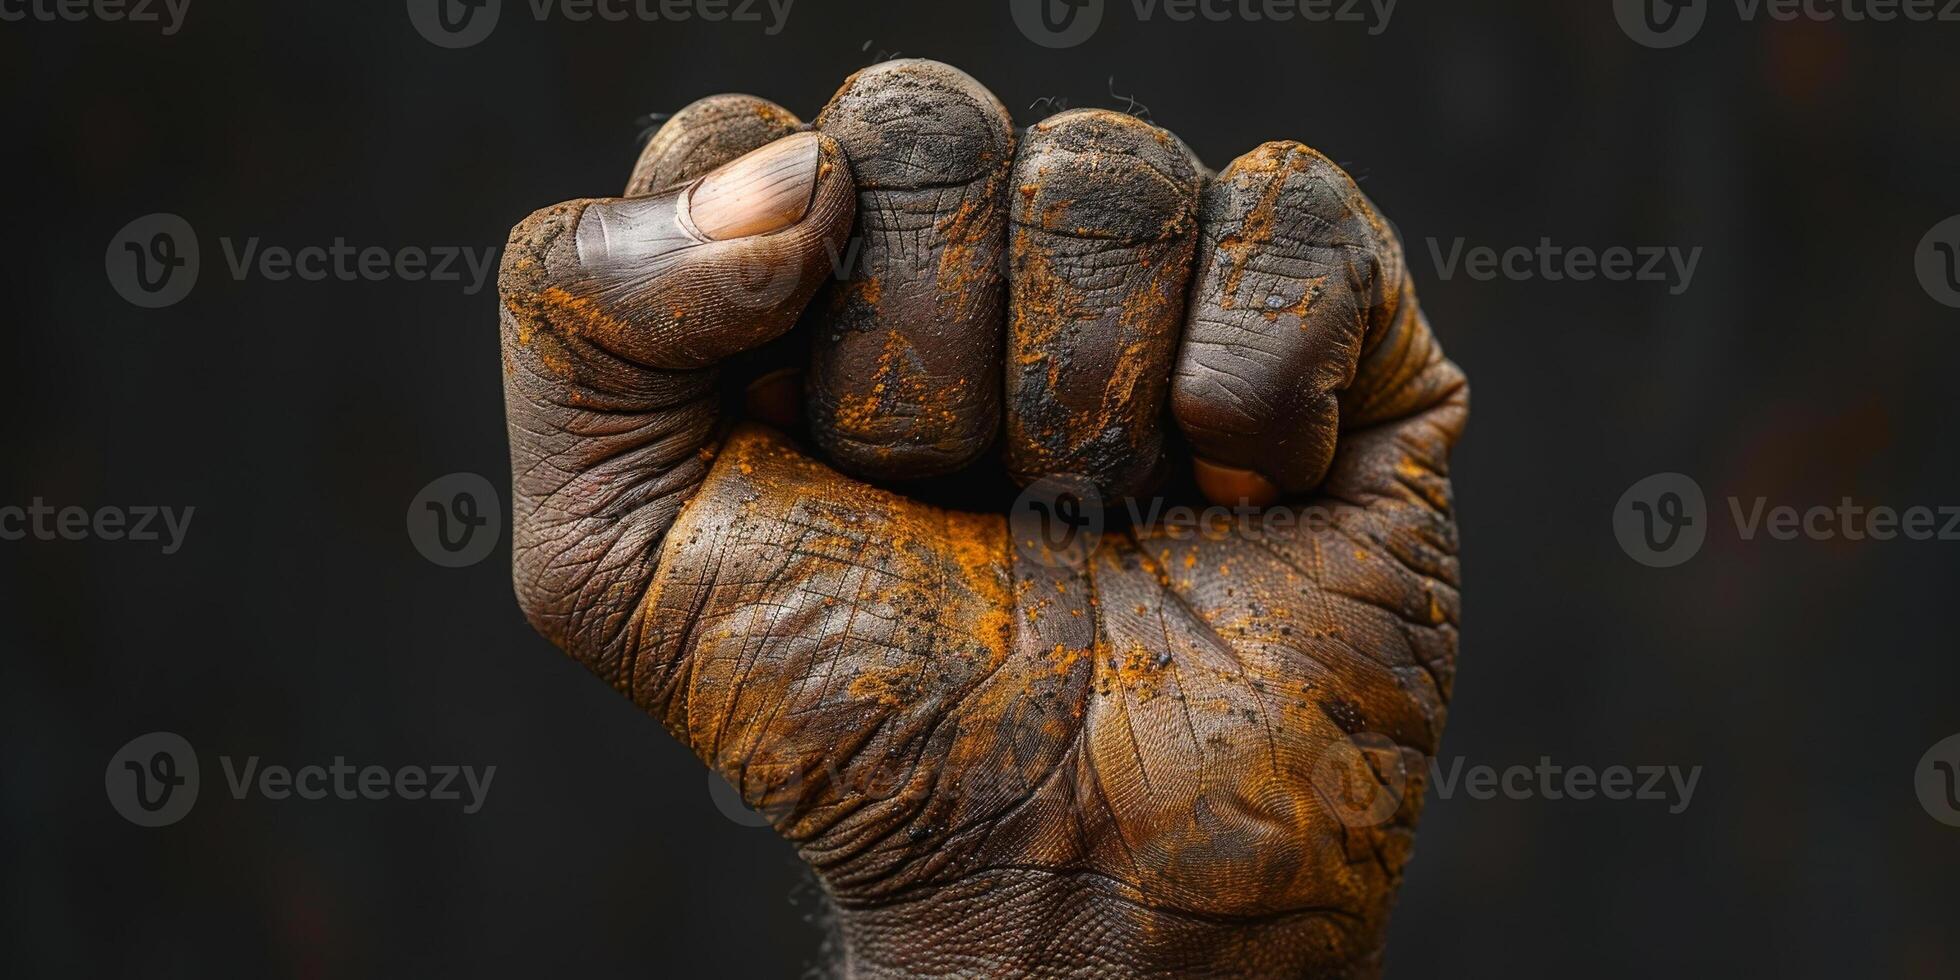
top-left (499, 57), bottom-right (1471, 980)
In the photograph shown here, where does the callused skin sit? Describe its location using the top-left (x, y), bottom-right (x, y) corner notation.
top-left (500, 61), bottom-right (1467, 979)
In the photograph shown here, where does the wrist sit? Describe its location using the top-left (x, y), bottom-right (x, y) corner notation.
top-left (824, 867), bottom-right (1384, 979)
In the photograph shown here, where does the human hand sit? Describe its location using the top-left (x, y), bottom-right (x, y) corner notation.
top-left (500, 59), bottom-right (1467, 978)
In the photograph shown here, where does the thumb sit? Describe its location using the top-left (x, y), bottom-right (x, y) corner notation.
top-left (498, 132), bottom-right (853, 667)
top-left (500, 131), bottom-right (855, 371)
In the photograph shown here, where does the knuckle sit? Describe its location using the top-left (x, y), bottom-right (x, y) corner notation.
top-left (816, 59), bottom-right (1013, 191)
top-left (1011, 109), bottom-right (1201, 245)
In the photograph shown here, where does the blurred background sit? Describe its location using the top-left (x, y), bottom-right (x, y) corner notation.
top-left (4, 0), bottom-right (1957, 976)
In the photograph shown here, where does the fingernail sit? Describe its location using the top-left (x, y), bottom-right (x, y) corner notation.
top-left (1193, 458), bottom-right (1281, 508)
top-left (687, 132), bottom-right (822, 241)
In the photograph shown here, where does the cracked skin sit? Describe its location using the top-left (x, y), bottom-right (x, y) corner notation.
top-left (500, 59), bottom-right (1467, 979)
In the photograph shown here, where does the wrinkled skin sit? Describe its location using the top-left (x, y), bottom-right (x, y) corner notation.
top-left (500, 60), bottom-right (1468, 979)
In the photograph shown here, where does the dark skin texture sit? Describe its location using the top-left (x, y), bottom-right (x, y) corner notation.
top-left (500, 60), bottom-right (1468, 978)
top-left (806, 61), bottom-right (1016, 479)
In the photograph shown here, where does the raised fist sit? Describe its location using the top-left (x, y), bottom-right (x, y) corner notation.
top-left (500, 59), bottom-right (1467, 978)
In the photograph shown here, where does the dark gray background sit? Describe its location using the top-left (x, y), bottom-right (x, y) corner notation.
top-left (5, 0), bottom-right (1957, 976)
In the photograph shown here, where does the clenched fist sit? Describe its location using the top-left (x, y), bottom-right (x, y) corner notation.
top-left (500, 60), bottom-right (1467, 979)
